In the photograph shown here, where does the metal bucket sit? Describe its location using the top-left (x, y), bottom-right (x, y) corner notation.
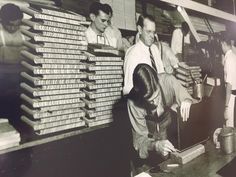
top-left (234, 128), bottom-right (236, 152)
top-left (193, 83), bottom-right (204, 100)
top-left (219, 127), bottom-right (234, 154)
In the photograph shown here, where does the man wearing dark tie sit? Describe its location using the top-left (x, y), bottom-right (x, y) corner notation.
top-left (123, 14), bottom-right (164, 95)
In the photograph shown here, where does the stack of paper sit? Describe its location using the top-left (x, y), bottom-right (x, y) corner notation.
top-left (0, 119), bottom-right (20, 150)
top-left (20, 3), bottom-right (88, 135)
top-left (176, 62), bottom-right (202, 95)
top-left (82, 49), bottom-right (123, 127)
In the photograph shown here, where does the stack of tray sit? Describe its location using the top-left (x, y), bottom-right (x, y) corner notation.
top-left (82, 51), bottom-right (123, 127)
top-left (176, 62), bottom-right (202, 95)
top-left (20, 4), bottom-right (88, 135)
top-left (0, 119), bottom-right (20, 150)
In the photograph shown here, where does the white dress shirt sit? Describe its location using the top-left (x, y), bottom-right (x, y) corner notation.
top-left (105, 25), bottom-right (123, 49)
top-left (223, 49), bottom-right (236, 127)
top-left (123, 40), bottom-right (165, 95)
top-left (171, 28), bottom-right (190, 55)
top-left (223, 50), bottom-right (236, 90)
top-left (0, 25), bottom-right (25, 64)
top-left (85, 25), bottom-right (121, 49)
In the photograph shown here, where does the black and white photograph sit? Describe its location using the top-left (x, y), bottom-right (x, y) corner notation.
top-left (0, 0), bottom-right (236, 176)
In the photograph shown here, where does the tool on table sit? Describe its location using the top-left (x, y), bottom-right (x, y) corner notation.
top-left (170, 144), bottom-right (205, 164)
top-left (166, 163), bottom-right (179, 168)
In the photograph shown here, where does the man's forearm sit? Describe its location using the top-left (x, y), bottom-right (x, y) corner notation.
top-left (225, 83), bottom-right (232, 107)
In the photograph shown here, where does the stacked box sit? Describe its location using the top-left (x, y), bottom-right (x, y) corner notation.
top-left (82, 51), bottom-right (123, 127)
top-left (176, 62), bottom-right (202, 95)
top-left (0, 119), bottom-right (20, 150)
top-left (20, 4), bottom-right (88, 135)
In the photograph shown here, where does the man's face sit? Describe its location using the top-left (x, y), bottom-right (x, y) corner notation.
top-left (93, 10), bottom-right (110, 33)
top-left (3, 19), bottom-right (21, 33)
top-left (139, 18), bottom-right (156, 47)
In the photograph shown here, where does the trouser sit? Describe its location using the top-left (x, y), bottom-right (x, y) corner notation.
top-left (225, 94), bottom-right (236, 127)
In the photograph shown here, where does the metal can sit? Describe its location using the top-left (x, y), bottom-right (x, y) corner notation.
top-left (234, 128), bottom-right (236, 152)
top-left (219, 127), bottom-right (234, 154)
top-left (193, 83), bottom-right (204, 100)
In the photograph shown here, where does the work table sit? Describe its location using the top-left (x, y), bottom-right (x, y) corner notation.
top-left (148, 141), bottom-right (236, 177)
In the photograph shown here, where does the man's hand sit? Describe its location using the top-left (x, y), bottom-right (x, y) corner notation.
top-left (155, 140), bottom-right (176, 156)
top-left (180, 99), bottom-right (192, 121)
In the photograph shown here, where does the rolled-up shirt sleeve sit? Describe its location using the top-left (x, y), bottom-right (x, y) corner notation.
top-left (127, 99), bottom-right (154, 159)
top-left (172, 76), bottom-right (193, 105)
top-left (161, 74), bottom-right (192, 106)
top-left (165, 45), bottom-right (179, 68)
top-left (123, 49), bottom-right (136, 95)
top-left (224, 55), bottom-right (236, 90)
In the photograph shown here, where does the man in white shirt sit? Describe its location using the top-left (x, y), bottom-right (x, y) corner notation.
top-left (85, 2), bottom-right (123, 50)
top-left (123, 14), bottom-right (165, 95)
top-left (0, 3), bottom-right (25, 120)
top-left (171, 22), bottom-right (190, 62)
top-left (220, 33), bottom-right (236, 127)
top-left (135, 32), bottom-right (179, 75)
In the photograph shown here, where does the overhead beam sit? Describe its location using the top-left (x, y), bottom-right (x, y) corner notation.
top-left (178, 7), bottom-right (201, 42)
top-left (0, 0), bottom-right (29, 7)
top-left (159, 0), bottom-right (236, 23)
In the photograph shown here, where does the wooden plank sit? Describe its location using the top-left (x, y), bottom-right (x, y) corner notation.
top-left (159, 0), bottom-right (236, 22)
top-left (177, 7), bottom-right (201, 42)
top-left (0, 124), bottom-right (111, 155)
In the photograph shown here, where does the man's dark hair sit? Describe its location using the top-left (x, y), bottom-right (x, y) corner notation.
top-left (53, 0), bottom-right (62, 7)
top-left (89, 2), bottom-right (112, 16)
top-left (103, 3), bottom-right (113, 16)
top-left (219, 31), bottom-right (232, 45)
top-left (181, 22), bottom-right (190, 35)
top-left (136, 14), bottom-right (155, 28)
top-left (128, 63), bottom-right (159, 105)
top-left (0, 3), bottom-right (23, 23)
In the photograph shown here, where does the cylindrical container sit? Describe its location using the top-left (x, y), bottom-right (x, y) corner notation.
top-left (234, 128), bottom-right (236, 152)
top-left (193, 83), bottom-right (204, 100)
top-left (219, 127), bottom-right (234, 154)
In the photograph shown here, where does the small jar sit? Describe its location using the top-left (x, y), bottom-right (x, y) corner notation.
top-left (193, 83), bottom-right (204, 100)
top-left (219, 127), bottom-right (234, 154)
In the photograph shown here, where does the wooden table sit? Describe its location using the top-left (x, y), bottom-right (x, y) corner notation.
top-left (148, 141), bottom-right (236, 177)
top-left (0, 124), bottom-right (131, 177)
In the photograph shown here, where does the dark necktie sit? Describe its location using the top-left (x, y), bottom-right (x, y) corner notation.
top-left (149, 47), bottom-right (157, 72)
top-left (234, 95), bottom-right (236, 127)
top-left (182, 33), bottom-right (185, 61)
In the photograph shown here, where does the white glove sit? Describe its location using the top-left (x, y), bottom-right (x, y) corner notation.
top-left (180, 99), bottom-right (192, 122)
top-left (155, 140), bottom-right (176, 156)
